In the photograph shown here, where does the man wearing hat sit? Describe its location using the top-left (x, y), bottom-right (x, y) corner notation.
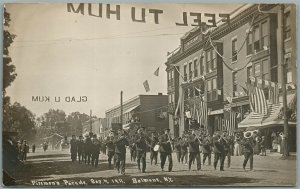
top-left (91, 134), bottom-right (101, 167)
top-left (77, 135), bottom-right (85, 164)
top-left (159, 128), bottom-right (173, 172)
top-left (105, 131), bottom-right (116, 169)
top-left (70, 135), bottom-right (78, 162)
top-left (150, 132), bottom-right (159, 165)
top-left (180, 134), bottom-right (188, 164)
top-left (213, 133), bottom-right (225, 171)
top-left (84, 133), bottom-right (93, 165)
top-left (135, 127), bottom-right (151, 173)
top-left (113, 129), bottom-right (129, 175)
top-left (241, 131), bottom-right (255, 171)
top-left (202, 133), bottom-right (212, 166)
top-left (188, 129), bottom-right (202, 171)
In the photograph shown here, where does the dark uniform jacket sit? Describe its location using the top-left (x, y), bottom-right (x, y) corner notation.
top-left (77, 139), bottom-right (85, 153)
top-left (241, 138), bottom-right (255, 153)
top-left (84, 138), bottom-right (93, 153)
top-left (113, 135), bottom-right (129, 154)
top-left (159, 134), bottom-right (172, 153)
top-left (202, 137), bottom-right (212, 154)
top-left (105, 136), bottom-right (115, 152)
top-left (70, 139), bottom-right (78, 153)
top-left (188, 134), bottom-right (200, 153)
top-left (135, 133), bottom-right (151, 152)
top-left (180, 138), bottom-right (188, 152)
top-left (92, 138), bottom-right (101, 154)
top-left (213, 137), bottom-right (225, 154)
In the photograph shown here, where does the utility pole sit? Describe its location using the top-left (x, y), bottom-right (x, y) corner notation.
top-left (120, 91), bottom-right (123, 127)
top-left (280, 4), bottom-right (289, 158)
top-left (90, 109), bottom-right (92, 132)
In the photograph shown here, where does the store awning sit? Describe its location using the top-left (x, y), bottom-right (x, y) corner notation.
top-left (123, 105), bottom-right (140, 114)
top-left (238, 93), bottom-right (296, 129)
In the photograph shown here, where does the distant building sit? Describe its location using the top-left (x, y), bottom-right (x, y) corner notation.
top-left (105, 94), bottom-right (169, 135)
top-left (82, 118), bottom-right (107, 138)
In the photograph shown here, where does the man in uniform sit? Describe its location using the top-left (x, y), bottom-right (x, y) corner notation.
top-left (159, 128), bottom-right (173, 172)
top-left (222, 131), bottom-right (232, 168)
top-left (180, 134), bottom-right (188, 164)
top-left (150, 132), bottom-right (159, 165)
top-left (77, 135), bottom-right (85, 164)
top-left (174, 137), bottom-right (182, 163)
top-left (113, 129), bottom-right (129, 175)
top-left (91, 134), bottom-right (101, 167)
top-left (105, 131), bottom-right (116, 169)
top-left (188, 129), bottom-right (201, 171)
top-left (70, 135), bottom-right (78, 162)
top-left (84, 133), bottom-right (93, 165)
top-left (135, 127), bottom-right (151, 173)
top-left (202, 133), bottom-right (212, 166)
top-left (241, 131), bottom-right (255, 171)
top-left (129, 134), bottom-right (137, 162)
top-left (213, 133), bottom-right (225, 171)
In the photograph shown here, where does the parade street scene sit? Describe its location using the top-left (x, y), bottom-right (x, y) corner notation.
top-left (2, 3), bottom-right (297, 187)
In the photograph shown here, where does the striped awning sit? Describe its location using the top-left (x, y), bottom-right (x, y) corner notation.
top-left (238, 93), bottom-right (296, 128)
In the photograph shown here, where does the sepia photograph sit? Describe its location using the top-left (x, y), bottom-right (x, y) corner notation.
top-left (2, 2), bottom-right (297, 187)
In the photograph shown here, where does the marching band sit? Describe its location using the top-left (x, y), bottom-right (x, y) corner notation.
top-left (68, 127), bottom-right (263, 175)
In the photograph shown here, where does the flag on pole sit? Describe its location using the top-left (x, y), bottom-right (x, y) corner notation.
top-left (143, 80), bottom-right (150, 92)
top-left (223, 109), bottom-right (237, 136)
top-left (253, 86), bottom-right (268, 115)
top-left (154, 67), bottom-right (159, 76)
top-left (199, 97), bottom-right (208, 130)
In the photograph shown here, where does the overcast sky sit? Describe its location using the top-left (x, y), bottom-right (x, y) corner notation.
top-left (5, 3), bottom-right (242, 118)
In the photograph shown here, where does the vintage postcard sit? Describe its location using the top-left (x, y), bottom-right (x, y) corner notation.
top-left (2, 3), bottom-right (297, 187)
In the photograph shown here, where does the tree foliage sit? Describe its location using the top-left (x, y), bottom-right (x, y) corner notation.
top-left (3, 7), bottom-right (17, 93)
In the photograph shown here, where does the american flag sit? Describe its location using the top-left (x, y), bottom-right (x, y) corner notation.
top-left (247, 82), bottom-right (268, 115)
top-left (198, 96), bottom-right (208, 131)
top-left (223, 109), bottom-right (237, 136)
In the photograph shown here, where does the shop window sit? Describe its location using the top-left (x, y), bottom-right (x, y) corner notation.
top-left (232, 38), bottom-right (237, 62)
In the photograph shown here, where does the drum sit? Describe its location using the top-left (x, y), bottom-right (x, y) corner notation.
top-left (154, 144), bottom-right (160, 152)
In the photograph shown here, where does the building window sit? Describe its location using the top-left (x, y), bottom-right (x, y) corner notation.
top-left (247, 66), bottom-right (253, 83)
top-left (253, 25), bottom-right (260, 52)
top-left (262, 59), bottom-right (269, 83)
top-left (193, 59), bottom-right (198, 78)
top-left (205, 49), bottom-right (216, 73)
top-left (233, 72), bottom-right (238, 97)
top-left (246, 31), bottom-right (253, 55)
top-left (207, 78), bottom-right (217, 102)
top-left (284, 11), bottom-right (291, 40)
top-left (254, 62), bottom-right (261, 79)
top-left (232, 38), bottom-right (237, 62)
top-left (184, 65), bottom-right (187, 81)
top-left (189, 62), bottom-right (193, 81)
top-left (199, 56), bottom-right (204, 76)
top-left (206, 50), bottom-right (211, 73)
top-left (261, 21), bottom-right (269, 48)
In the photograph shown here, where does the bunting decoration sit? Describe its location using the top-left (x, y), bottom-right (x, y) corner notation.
top-left (143, 80), bottom-right (150, 92)
top-left (153, 67), bottom-right (160, 76)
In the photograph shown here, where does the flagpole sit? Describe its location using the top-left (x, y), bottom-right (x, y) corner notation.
top-left (121, 91), bottom-right (123, 127)
top-left (280, 4), bottom-right (289, 158)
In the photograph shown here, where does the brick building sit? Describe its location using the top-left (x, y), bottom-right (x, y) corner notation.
top-left (165, 4), bottom-right (296, 141)
top-left (105, 94), bottom-right (169, 135)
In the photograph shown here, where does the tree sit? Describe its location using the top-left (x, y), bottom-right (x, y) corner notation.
top-left (3, 102), bottom-right (36, 140)
top-left (66, 112), bottom-right (90, 135)
top-left (3, 7), bottom-right (17, 94)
